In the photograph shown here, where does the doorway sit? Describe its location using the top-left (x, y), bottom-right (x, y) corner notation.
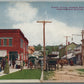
top-left (9, 51), bottom-right (18, 66)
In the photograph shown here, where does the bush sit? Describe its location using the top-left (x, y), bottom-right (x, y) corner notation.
top-left (4, 59), bottom-right (9, 74)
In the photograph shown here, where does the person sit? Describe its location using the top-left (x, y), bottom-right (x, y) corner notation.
top-left (70, 60), bottom-right (73, 66)
top-left (2, 58), bottom-right (6, 70)
top-left (12, 60), bottom-right (15, 68)
top-left (23, 61), bottom-right (25, 66)
top-left (30, 61), bottom-right (33, 69)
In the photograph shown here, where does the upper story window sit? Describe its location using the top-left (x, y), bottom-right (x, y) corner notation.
top-left (0, 37), bottom-right (13, 47)
top-left (20, 39), bottom-right (23, 48)
top-left (9, 39), bottom-right (12, 46)
top-left (3, 39), bottom-right (7, 46)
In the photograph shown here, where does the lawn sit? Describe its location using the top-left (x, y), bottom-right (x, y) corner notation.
top-left (0, 69), bottom-right (41, 79)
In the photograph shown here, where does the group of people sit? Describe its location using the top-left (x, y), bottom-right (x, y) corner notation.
top-left (9, 60), bottom-right (26, 69)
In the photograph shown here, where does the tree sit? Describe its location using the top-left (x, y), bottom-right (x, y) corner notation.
top-left (59, 48), bottom-right (66, 58)
top-left (4, 59), bottom-right (9, 74)
top-left (34, 44), bottom-right (42, 51)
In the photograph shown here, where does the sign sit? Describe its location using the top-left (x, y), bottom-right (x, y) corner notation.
top-left (0, 50), bottom-right (7, 57)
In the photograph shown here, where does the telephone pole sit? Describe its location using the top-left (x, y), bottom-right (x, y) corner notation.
top-left (81, 30), bottom-right (84, 66)
top-left (65, 36), bottom-right (71, 59)
top-left (37, 20), bottom-right (52, 70)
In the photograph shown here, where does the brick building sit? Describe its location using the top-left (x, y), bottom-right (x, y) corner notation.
top-left (0, 29), bottom-right (28, 63)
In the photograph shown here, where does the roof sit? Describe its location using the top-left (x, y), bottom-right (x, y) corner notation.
top-left (0, 29), bottom-right (28, 43)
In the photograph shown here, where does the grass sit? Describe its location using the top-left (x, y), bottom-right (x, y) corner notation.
top-left (43, 70), bottom-right (54, 80)
top-left (0, 69), bottom-right (41, 79)
top-left (76, 69), bottom-right (84, 76)
top-left (77, 69), bottom-right (84, 72)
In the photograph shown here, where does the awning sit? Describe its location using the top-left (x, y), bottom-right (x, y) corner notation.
top-left (62, 53), bottom-right (75, 59)
top-left (0, 50), bottom-right (7, 57)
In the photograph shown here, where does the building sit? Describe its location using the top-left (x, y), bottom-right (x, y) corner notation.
top-left (28, 46), bottom-right (35, 54)
top-left (62, 44), bottom-right (82, 65)
top-left (74, 44), bottom-right (82, 65)
top-left (0, 29), bottom-right (28, 63)
top-left (59, 42), bottom-right (77, 57)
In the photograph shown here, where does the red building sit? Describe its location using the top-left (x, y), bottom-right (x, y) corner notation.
top-left (0, 29), bottom-right (28, 63)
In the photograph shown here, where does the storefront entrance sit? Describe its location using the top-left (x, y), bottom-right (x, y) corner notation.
top-left (9, 51), bottom-right (18, 66)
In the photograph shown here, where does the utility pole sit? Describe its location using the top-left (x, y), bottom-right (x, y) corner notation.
top-left (81, 30), bottom-right (84, 66)
top-left (65, 36), bottom-right (71, 59)
top-left (37, 20), bottom-right (52, 70)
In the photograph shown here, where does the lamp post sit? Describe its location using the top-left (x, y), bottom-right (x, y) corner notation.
top-left (37, 20), bottom-right (52, 70)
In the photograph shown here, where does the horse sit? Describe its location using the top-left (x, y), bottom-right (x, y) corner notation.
top-left (57, 59), bottom-right (68, 69)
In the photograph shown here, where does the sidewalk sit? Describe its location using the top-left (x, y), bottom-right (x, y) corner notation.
top-left (0, 68), bottom-right (21, 76)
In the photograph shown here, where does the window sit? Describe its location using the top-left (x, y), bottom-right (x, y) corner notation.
top-left (9, 39), bottom-right (12, 46)
top-left (0, 37), bottom-right (12, 47)
top-left (20, 39), bottom-right (23, 48)
top-left (3, 39), bottom-right (7, 46)
top-left (0, 39), bottom-right (1, 46)
top-left (26, 45), bottom-right (28, 51)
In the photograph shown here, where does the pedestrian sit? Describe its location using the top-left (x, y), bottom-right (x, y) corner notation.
top-left (70, 60), bottom-right (73, 66)
top-left (30, 61), bottom-right (33, 69)
top-left (12, 60), bottom-right (15, 68)
top-left (2, 58), bottom-right (6, 70)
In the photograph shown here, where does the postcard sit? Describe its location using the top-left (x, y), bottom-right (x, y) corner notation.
top-left (0, 0), bottom-right (84, 83)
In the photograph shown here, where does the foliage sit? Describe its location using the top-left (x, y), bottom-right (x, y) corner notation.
top-left (59, 47), bottom-right (66, 57)
top-left (46, 46), bottom-right (59, 55)
top-left (66, 43), bottom-right (77, 51)
top-left (0, 69), bottom-right (41, 79)
top-left (4, 59), bottom-right (9, 74)
top-left (34, 44), bottom-right (59, 55)
top-left (59, 42), bottom-right (77, 57)
top-left (34, 44), bottom-right (42, 51)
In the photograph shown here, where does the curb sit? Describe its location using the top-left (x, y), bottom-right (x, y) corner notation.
top-left (42, 80), bottom-right (84, 83)
top-left (0, 79), bottom-right (41, 83)
top-left (40, 70), bottom-right (43, 82)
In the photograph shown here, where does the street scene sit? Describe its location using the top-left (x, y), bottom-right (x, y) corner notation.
top-left (0, 1), bottom-right (84, 83)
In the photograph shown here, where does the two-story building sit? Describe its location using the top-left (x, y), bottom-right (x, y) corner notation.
top-left (0, 29), bottom-right (28, 64)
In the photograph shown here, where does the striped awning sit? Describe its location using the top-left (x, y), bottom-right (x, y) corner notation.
top-left (0, 50), bottom-right (7, 57)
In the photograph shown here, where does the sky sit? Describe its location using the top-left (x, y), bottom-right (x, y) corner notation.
top-left (0, 1), bottom-right (84, 46)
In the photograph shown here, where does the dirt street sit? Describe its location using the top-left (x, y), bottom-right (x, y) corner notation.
top-left (49, 65), bottom-right (84, 82)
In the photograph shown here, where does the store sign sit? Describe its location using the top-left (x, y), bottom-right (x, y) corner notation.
top-left (0, 50), bottom-right (7, 57)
